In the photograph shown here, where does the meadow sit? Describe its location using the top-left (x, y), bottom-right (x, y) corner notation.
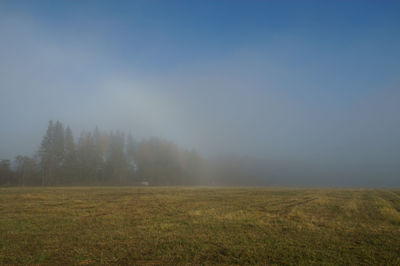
top-left (0, 187), bottom-right (399, 265)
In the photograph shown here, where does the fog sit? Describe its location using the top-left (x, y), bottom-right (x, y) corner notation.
top-left (1, 1), bottom-right (400, 187)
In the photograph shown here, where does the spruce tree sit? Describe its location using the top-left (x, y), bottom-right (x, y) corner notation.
top-left (38, 120), bottom-right (54, 185)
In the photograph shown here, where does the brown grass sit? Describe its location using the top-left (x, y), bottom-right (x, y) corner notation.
top-left (0, 187), bottom-right (399, 265)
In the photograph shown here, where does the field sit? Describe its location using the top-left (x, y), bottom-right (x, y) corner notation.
top-left (0, 187), bottom-right (399, 265)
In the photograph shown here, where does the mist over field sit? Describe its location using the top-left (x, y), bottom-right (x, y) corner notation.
top-left (1, 2), bottom-right (400, 265)
top-left (1, 1), bottom-right (400, 187)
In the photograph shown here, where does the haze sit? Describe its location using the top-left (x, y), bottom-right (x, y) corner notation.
top-left (1, 1), bottom-right (400, 187)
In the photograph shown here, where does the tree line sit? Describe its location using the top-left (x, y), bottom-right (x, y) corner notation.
top-left (0, 121), bottom-right (205, 186)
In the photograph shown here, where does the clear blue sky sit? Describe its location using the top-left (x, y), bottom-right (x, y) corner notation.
top-left (1, 1), bottom-right (400, 185)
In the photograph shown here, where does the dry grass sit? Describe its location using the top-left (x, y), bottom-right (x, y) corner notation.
top-left (0, 187), bottom-right (399, 265)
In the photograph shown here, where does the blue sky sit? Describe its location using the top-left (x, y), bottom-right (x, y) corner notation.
top-left (1, 1), bottom-right (400, 185)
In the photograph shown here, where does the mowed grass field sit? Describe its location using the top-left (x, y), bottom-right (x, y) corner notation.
top-left (0, 187), bottom-right (399, 265)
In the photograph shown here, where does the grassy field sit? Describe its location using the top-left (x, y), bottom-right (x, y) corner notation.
top-left (0, 187), bottom-right (399, 265)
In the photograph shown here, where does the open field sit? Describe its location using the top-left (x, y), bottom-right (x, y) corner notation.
top-left (0, 187), bottom-right (399, 265)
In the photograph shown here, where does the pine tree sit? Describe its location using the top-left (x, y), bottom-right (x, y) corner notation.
top-left (105, 131), bottom-right (128, 184)
top-left (92, 127), bottom-right (105, 183)
top-left (63, 126), bottom-right (77, 184)
top-left (0, 160), bottom-right (13, 185)
top-left (14, 155), bottom-right (36, 186)
top-left (53, 121), bottom-right (65, 164)
top-left (53, 121), bottom-right (65, 184)
top-left (77, 131), bottom-right (92, 184)
top-left (38, 120), bottom-right (54, 185)
top-left (126, 133), bottom-right (137, 183)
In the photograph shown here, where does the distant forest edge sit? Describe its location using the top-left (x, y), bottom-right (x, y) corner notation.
top-left (2, 121), bottom-right (397, 187)
top-left (0, 120), bottom-right (206, 186)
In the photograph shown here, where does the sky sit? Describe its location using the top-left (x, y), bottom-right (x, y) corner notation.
top-left (1, 1), bottom-right (400, 186)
